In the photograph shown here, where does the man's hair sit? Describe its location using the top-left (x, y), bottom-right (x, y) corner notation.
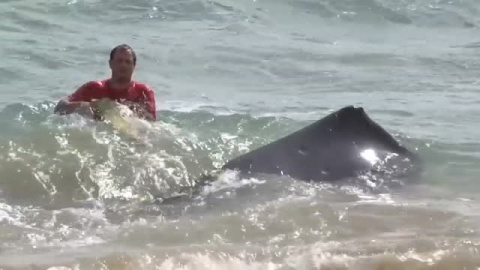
top-left (110, 44), bottom-right (137, 65)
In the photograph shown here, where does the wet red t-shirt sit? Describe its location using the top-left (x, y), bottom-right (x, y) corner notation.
top-left (67, 79), bottom-right (156, 120)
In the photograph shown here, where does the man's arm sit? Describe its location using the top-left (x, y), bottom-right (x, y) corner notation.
top-left (54, 99), bottom-right (91, 115)
top-left (133, 85), bottom-right (156, 121)
top-left (54, 81), bottom-right (97, 118)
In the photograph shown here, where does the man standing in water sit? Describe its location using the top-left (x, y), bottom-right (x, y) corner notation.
top-left (54, 44), bottom-right (157, 121)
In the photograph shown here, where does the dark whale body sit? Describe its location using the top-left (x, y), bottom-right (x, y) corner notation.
top-left (221, 106), bottom-right (421, 182)
top-left (156, 106), bottom-right (421, 204)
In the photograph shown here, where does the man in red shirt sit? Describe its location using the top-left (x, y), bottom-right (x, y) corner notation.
top-left (54, 44), bottom-right (157, 121)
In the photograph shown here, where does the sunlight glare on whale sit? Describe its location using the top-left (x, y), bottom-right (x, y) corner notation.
top-left (360, 149), bottom-right (380, 166)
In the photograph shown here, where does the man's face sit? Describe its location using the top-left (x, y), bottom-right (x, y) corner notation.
top-left (109, 48), bottom-right (135, 80)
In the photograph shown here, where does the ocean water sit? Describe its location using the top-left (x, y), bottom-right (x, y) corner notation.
top-left (1, 0), bottom-right (480, 269)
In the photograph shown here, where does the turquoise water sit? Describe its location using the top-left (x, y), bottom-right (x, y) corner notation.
top-left (1, 0), bottom-right (480, 269)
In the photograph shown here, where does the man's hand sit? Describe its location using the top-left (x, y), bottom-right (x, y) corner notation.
top-left (121, 101), bottom-right (155, 121)
top-left (75, 101), bottom-right (95, 118)
top-left (54, 99), bottom-right (100, 120)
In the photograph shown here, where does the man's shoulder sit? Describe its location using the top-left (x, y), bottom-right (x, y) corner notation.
top-left (67, 79), bottom-right (107, 101)
top-left (133, 81), bottom-right (154, 92)
top-left (79, 80), bottom-right (106, 90)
